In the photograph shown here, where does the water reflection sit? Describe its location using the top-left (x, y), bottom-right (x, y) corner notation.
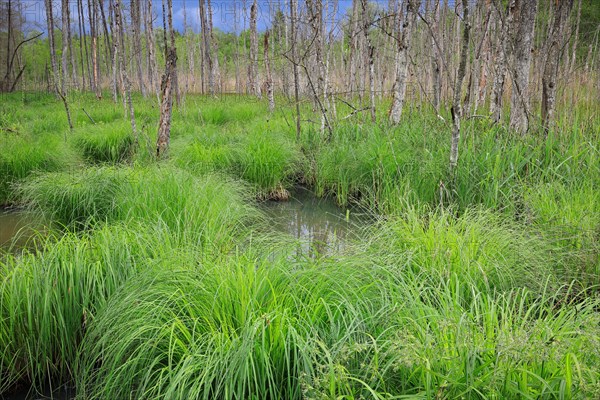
top-left (261, 187), bottom-right (369, 257)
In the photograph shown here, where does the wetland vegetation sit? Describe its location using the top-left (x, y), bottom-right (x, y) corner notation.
top-left (1, 0), bottom-right (600, 398)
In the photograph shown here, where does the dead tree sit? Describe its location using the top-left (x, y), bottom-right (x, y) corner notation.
top-left (509, 0), bottom-right (538, 134)
top-left (290, 0), bottom-right (301, 140)
top-left (1, 1), bottom-right (43, 92)
top-left (249, 0), bottom-right (261, 98)
top-left (361, 0), bottom-right (376, 123)
top-left (156, 0), bottom-right (178, 158)
top-left (131, 0), bottom-right (146, 96)
top-left (389, 0), bottom-right (421, 124)
top-left (45, 0), bottom-right (73, 130)
top-left (61, 0), bottom-right (69, 93)
top-left (157, 48), bottom-right (177, 158)
top-left (114, 0), bottom-right (137, 141)
top-left (542, 0), bottom-right (574, 132)
top-left (490, 0), bottom-right (514, 123)
top-left (199, 0), bottom-right (215, 94)
top-left (450, 0), bottom-right (470, 170)
top-left (144, 0), bottom-right (159, 100)
top-left (264, 31), bottom-right (275, 113)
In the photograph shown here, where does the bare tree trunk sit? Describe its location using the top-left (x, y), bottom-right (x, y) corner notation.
top-left (208, 0), bottom-right (221, 94)
top-left (465, 0), bottom-right (491, 115)
top-left (430, 0), bottom-right (442, 112)
top-left (98, 0), bottom-right (112, 73)
top-left (144, 0), bottom-right (159, 100)
top-left (77, 0), bottom-right (89, 90)
top-left (88, 0), bottom-right (101, 98)
top-left (114, 0), bottom-right (137, 142)
top-left (165, 0), bottom-right (179, 105)
top-left (249, 0), bottom-right (261, 98)
top-left (509, 0), bottom-right (538, 134)
top-left (157, 0), bottom-right (177, 157)
top-left (490, 0), bottom-right (513, 122)
top-left (307, 0), bottom-right (325, 130)
top-left (325, 0), bottom-right (337, 120)
top-left (450, 0), bottom-right (470, 170)
top-left (131, 0), bottom-right (146, 96)
top-left (348, 0), bottom-right (359, 98)
top-left (61, 0), bottom-right (69, 93)
top-left (389, 0), bottom-right (420, 124)
top-left (290, 0), bottom-right (301, 140)
top-left (199, 0), bottom-right (214, 94)
top-left (110, 0), bottom-right (119, 103)
top-left (361, 0), bottom-right (376, 123)
top-left (264, 31), bottom-right (275, 113)
top-left (45, 0), bottom-right (73, 130)
top-left (157, 48), bottom-right (177, 158)
top-left (234, 4), bottom-right (241, 94)
top-left (542, 0), bottom-right (573, 132)
top-left (67, 2), bottom-right (78, 90)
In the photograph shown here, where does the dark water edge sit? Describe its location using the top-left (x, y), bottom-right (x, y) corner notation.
top-left (1, 384), bottom-right (74, 400)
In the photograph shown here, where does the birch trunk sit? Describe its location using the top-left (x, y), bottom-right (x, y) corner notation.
top-left (490, 1), bottom-right (512, 122)
top-left (114, 0), bottom-right (137, 141)
top-left (431, 0), bottom-right (442, 112)
top-left (450, 0), bottom-right (470, 170)
top-left (89, 0), bottom-right (102, 98)
top-left (131, 0), bottom-right (146, 96)
top-left (61, 0), bottom-right (69, 93)
top-left (199, 0), bottom-right (214, 94)
top-left (264, 31), bottom-right (275, 112)
top-left (249, 0), bottom-right (261, 98)
top-left (144, 0), bottom-right (159, 100)
top-left (389, 0), bottom-right (420, 125)
top-left (208, 0), bottom-right (221, 94)
top-left (157, 48), bottom-right (176, 158)
top-left (46, 0), bottom-right (73, 130)
top-left (542, 0), bottom-right (573, 132)
top-left (361, 0), bottom-right (376, 123)
top-left (290, 0), bottom-right (301, 140)
top-left (509, 0), bottom-right (538, 134)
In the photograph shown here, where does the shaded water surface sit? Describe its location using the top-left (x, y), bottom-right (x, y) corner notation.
top-left (0, 209), bottom-right (40, 250)
top-left (261, 187), bottom-right (371, 256)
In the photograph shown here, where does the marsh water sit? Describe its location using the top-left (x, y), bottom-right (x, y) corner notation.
top-left (0, 209), bottom-right (40, 251)
top-left (1, 188), bottom-right (368, 255)
top-left (261, 187), bottom-right (370, 256)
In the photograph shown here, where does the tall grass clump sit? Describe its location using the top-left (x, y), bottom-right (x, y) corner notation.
top-left (173, 136), bottom-right (235, 176)
top-left (195, 100), bottom-right (262, 126)
top-left (75, 248), bottom-right (600, 399)
top-left (18, 167), bottom-right (123, 228)
top-left (524, 181), bottom-right (600, 287)
top-left (233, 128), bottom-right (304, 198)
top-left (0, 134), bottom-right (68, 205)
top-left (72, 120), bottom-right (134, 164)
top-left (116, 168), bottom-right (259, 250)
top-left (0, 221), bottom-right (209, 393)
top-left (76, 251), bottom-right (390, 399)
top-left (364, 208), bottom-right (557, 298)
top-left (18, 166), bottom-right (258, 249)
top-left (313, 120), bottom-right (446, 212)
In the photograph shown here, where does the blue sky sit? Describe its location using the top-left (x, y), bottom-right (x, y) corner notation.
top-left (21, 0), bottom-right (377, 35)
